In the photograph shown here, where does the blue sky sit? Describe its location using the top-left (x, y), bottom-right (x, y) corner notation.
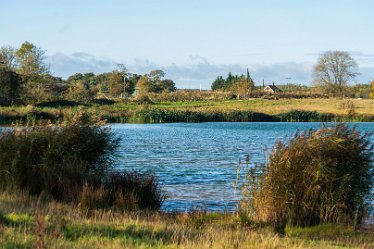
top-left (1, 0), bottom-right (374, 88)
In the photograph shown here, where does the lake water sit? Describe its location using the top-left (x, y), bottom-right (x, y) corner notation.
top-left (111, 122), bottom-right (374, 212)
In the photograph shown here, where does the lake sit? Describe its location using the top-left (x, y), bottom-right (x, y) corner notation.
top-left (111, 122), bottom-right (374, 212)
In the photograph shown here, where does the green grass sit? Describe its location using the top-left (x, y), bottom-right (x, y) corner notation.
top-left (0, 192), bottom-right (372, 249)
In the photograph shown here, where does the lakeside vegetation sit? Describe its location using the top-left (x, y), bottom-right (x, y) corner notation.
top-left (1, 192), bottom-right (373, 248)
top-left (0, 97), bottom-right (373, 125)
top-left (0, 122), bottom-right (372, 248)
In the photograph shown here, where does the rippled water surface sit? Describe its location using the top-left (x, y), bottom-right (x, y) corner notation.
top-left (112, 122), bottom-right (374, 212)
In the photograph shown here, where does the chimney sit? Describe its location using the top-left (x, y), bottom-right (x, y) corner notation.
top-left (272, 82), bottom-right (275, 86)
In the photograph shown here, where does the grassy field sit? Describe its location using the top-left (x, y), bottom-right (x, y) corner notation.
top-left (0, 98), bottom-right (373, 124)
top-left (153, 98), bottom-right (374, 116)
top-left (0, 192), bottom-right (373, 249)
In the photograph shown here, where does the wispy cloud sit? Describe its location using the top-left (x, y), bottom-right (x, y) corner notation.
top-left (47, 52), bottom-right (373, 89)
top-left (47, 52), bottom-right (118, 77)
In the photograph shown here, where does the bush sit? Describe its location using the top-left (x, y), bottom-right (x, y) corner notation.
top-left (90, 98), bottom-right (116, 105)
top-left (253, 124), bottom-right (373, 231)
top-left (0, 125), bottom-right (119, 202)
top-left (35, 100), bottom-right (82, 108)
top-left (277, 110), bottom-right (335, 122)
top-left (132, 94), bottom-right (154, 104)
top-left (79, 172), bottom-right (165, 212)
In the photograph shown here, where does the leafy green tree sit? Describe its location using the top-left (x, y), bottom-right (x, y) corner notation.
top-left (313, 51), bottom-right (358, 97)
top-left (66, 79), bottom-right (95, 102)
top-left (159, 79), bottom-right (176, 92)
top-left (21, 74), bottom-right (65, 104)
top-left (135, 70), bottom-right (175, 94)
top-left (228, 75), bottom-right (250, 99)
top-left (136, 76), bottom-right (151, 95)
top-left (0, 46), bottom-right (17, 70)
top-left (211, 71), bottom-right (254, 92)
top-left (15, 41), bottom-right (49, 76)
top-left (246, 69), bottom-right (255, 91)
top-left (125, 74), bottom-right (140, 95)
top-left (211, 76), bottom-right (226, 90)
top-left (148, 70), bottom-right (165, 80)
top-left (0, 68), bottom-right (21, 105)
top-left (107, 70), bottom-right (124, 97)
top-left (370, 80), bottom-right (374, 100)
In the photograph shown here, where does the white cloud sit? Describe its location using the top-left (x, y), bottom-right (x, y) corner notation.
top-left (47, 53), bottom-right (373, 89)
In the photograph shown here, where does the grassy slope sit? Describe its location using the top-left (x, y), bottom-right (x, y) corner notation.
top-left (0, 193), bottom-right (373, 249)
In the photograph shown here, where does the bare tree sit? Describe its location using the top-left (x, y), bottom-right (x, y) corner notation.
top-left (313, 51), bottom-right (358, 96)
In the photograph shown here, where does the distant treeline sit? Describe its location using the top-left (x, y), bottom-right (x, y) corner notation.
top-left (0, 42), bottom-right (176, 106)
top-left (1, 42), bottom-right (374, 107)
top-left (211, 72), bottom-right (373, 99)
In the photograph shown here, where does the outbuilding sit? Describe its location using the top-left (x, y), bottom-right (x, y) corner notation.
top-left (264, 82), bottom-right (282, 93)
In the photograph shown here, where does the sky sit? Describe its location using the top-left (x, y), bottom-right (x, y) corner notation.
top-left (1, 0), bottom-right (374, 89)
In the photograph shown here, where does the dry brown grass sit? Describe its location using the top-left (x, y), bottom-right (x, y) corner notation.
top-left (0, 192), bottom-right (372, 249)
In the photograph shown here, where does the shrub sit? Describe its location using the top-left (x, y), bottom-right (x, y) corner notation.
top-left (0, 68), bottom-right (21, 106)
top-left (105, 172), bottom-right (165, 211)
top-left (252, 124), bottom-right (373, 232)
top-left (79, 172), bottom-right (165, 212)
top-left (0, 125), bottom-right (119, 202)
top-left (132, 94), bottom-right (154, 104)
top-left (339, 99), bottom-right (356, 117)
top-left (35, 100), bottom-right (82, 108)
top-left (277, 110), bottom-right (335, 122)
top-left (90, 98), bottom-right (116, 105)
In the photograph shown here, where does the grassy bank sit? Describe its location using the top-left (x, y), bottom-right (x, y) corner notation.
top-left (0, 192), bottom-right (372, 249)
top-left (0, 98), bottom-right (373, 124)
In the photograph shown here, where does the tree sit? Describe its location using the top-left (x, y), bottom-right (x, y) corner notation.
top-left (211, 76), bottom-right (226, 90)
top-left (313, 51), bottom-right (358, 97)
top-left (65, 79), bottom-right (95, 102)
top-left (370, 80), bottom-right (374, 100)
top-left (15, 41), bottom-right (49, 76)
top-left (21, 74), bottom-right (65, 104)
top-left (107, 70), bottom-right (125, 97)
top-left (135, 70), bottom-right (175, 94)
top-left (228, 76), bottom-right (250, 99)
top-left (136, 76), bottom-right (151, 95)
top-left (0, 68), bottom-right (21, 105)
top-left (148, 70), bottom-right (165, 80)
top-left (159, 79), bottom-right (176, 92)
top-left (246, 69), bottom-right (255, 91)
top-left (117, 64), bottom-right (128, 98)
top-left (0, 46), bottom-right (17, 70)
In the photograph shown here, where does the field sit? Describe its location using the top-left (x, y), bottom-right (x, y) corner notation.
top-left (150, 98), bottom-right (374, 115)
top-left (0, 98), bottom-right (373, 124)
top-left (1, 192), bottom-right (373, 249)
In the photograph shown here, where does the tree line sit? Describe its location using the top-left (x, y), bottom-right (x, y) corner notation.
top-left (0, 41), bottom-right (176, 105)
top-left (211, 69), bottom-right (255, 98)
top-left (211, 51), bottom-right (374, 99)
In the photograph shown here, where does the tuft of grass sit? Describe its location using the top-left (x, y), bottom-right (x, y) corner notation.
top-left (248, 124), bottom-right (373, 233)
top-left (79, 172), bottom-right (165, 212)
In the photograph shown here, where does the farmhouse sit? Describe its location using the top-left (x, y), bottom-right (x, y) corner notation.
top-left (264, 82), bottom-right (282, 93)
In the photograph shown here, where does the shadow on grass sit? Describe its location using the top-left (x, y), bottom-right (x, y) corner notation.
top-left (286, 224), bottom-right (374, 247)
top-left (62, 223), bottom-right (181, 246)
